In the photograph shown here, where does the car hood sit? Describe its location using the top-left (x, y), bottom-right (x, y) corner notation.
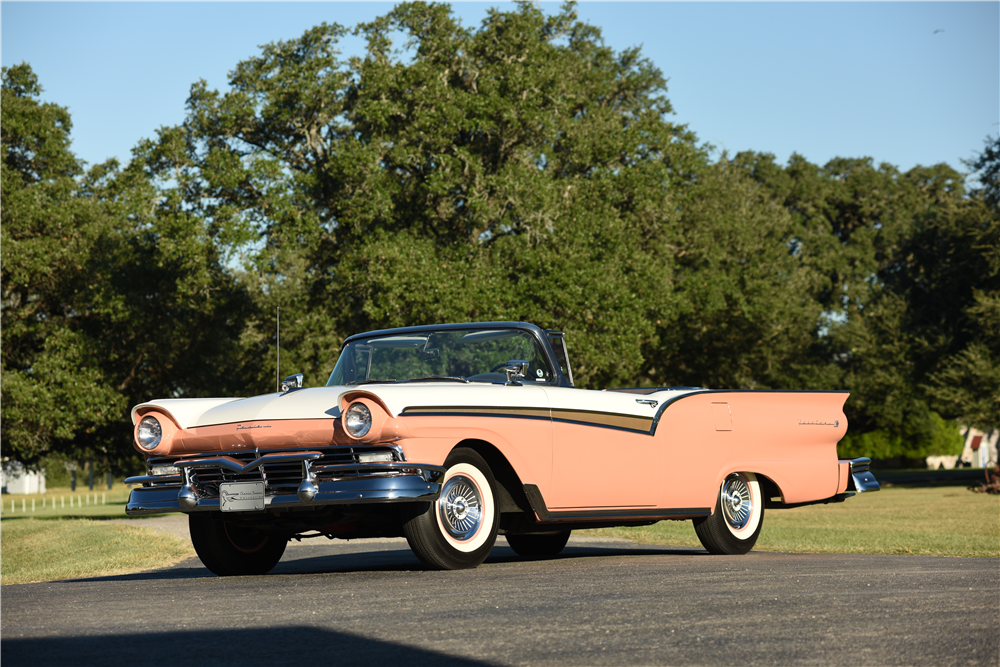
top-left (132, 387), bottom-right (347, 428)
top-left (132, 383), bottom-right (557, 429)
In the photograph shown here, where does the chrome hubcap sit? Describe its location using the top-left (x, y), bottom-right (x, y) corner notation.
top-left (439, 475), bottom-right (482, 540)
top-left (721, 474), bottom-right (752, 530)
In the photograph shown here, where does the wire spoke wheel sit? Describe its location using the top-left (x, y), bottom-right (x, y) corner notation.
top-left (721, 474), bottom-right (753, 530)
top-left (694, 471), bottom-right (764, 555)
top-left (439, 476), bottom-right (483, 540)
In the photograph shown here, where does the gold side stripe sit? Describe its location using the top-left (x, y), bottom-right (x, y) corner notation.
top-left (400, 406), bottom-right (653, 432)
top-left (550, 409), bottom-right (653, 432)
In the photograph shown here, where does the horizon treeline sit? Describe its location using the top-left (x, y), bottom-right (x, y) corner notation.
top-left (2, 2), bottom-right (997, 474)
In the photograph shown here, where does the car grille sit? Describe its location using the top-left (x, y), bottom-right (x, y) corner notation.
top-left (144, 446), bottom-right (404, 495)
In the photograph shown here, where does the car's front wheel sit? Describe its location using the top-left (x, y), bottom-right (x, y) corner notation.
top-left (506, 530), bottom-right (571, 557)
top-left (693, 472), bottom-right (764, 555)
top-left (189, 513), bottom-right (287, 576)
top-left (403, 448), bottom-right (499, 570)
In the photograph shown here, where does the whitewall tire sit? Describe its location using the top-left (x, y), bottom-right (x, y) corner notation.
top-left (403, 448), bottom-right (499, 570)
top-left (693, 472), bottom-right (765, 555)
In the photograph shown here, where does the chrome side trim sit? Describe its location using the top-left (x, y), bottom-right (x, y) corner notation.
top-left (846, 457), bottom-right (880, 493)
top-left (765, 493), bottom-right (854, 510)
top-left (522, 484), bottom-right (711, 523)
top-left (401, 406), bottom-right (550, 419)
top-left (400, 406), bottom-right (653, 434)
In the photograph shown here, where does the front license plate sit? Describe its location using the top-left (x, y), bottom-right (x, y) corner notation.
top-left (219, 481), bottom-right (265, 512)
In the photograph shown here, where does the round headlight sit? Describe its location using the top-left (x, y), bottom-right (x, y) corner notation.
top-left (137, 416), bottom-right (162, 450)
top-left (344, 402), bottom-right (372, 438)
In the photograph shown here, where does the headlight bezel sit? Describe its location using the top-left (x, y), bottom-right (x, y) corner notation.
top-left (137, 415), bottom-right (163, 450)
top-left (344, 402), bottom-right (373, 438)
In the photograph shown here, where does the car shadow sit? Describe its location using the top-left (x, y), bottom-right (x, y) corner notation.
top-left (1, 626), bottom-right (498, 667)
top-left (487, 543), bottom-right (706, 564)
top-left (57, 541), bottom-right (707, 583)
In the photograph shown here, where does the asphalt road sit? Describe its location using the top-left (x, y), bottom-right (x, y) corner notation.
top-left (2, 521), bottom-right (997, 667)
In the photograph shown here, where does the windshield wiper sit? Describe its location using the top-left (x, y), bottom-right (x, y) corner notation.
top-left (404, 376), bottom-right (470, 383)
top-left (344, 379), bottom-right (397, 386)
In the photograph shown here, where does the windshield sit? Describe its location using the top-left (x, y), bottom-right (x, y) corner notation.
top-left (326, 328), bottom-right (554, 386)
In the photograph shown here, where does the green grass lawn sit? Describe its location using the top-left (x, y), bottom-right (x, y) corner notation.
top-left (581, 484), bottom-right (1000, 558)
top-left (0, 486), bottom-right (133, 518)
top-left (1, 517), bottom-right (194, 585)
top-left (1, 483), bottom-right (996, 586)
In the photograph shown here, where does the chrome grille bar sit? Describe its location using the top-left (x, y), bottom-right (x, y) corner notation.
top-left (131, 446), bottom-right (407, 491)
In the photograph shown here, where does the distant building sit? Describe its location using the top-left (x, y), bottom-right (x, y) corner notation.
top-left (0, 461), bottom-right (47, 494)
top-left (926, 427), bottom-right (998, 470)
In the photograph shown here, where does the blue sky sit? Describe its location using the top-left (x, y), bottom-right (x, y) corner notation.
top-left (2, 2), bottom-right (997, 176)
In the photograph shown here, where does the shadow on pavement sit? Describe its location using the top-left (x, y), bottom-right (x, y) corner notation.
top-left (1, 626), bottom-right (497, 667)
top-left (488, 543), bottom-right (706, 563)
top-left (56, 541), bottom-right (707, 583)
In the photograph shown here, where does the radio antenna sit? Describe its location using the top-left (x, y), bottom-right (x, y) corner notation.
top-left (276, 306), bottom-right (280, 393)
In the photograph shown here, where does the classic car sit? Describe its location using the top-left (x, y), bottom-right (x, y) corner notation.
top-left (125, 321), bottom-right (880, 574)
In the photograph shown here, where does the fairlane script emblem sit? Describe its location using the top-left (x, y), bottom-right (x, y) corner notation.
top-left (237, 424), bottom-right (272, 430)
top-left (798, 419), bottom-right (840, 427)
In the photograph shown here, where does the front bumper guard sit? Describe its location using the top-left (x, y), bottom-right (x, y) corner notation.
top-left (125, 455), bottom-right (445, 516)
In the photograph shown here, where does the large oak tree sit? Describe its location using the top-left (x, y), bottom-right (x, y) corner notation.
top-left (1, 64), bottom-right (248, 472)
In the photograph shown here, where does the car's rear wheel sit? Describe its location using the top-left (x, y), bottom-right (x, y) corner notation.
top-left (506, 530), bottom-right (571, 557)
top-left (189, 513), bottom-right (287, 576)
top-left (693, 472), bottom-right (764, 555)
top-left (403, 448), bottom-right (499, 570)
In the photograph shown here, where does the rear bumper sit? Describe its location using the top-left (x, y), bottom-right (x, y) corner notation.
top-left (843, 457), bottom-right (881, 494)
top-left (769, 457), bottom-right (880, 510)
top-left (126, 469), bottom-right (444, 516)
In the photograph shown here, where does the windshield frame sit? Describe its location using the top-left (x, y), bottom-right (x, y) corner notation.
top-left (328, 322), bottom-right (572, 388)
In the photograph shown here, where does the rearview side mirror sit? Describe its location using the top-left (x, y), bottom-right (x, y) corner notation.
top-left (503, 360), bottom-right (529, 386)
top-left (281, 373), bottom-right (304, 393)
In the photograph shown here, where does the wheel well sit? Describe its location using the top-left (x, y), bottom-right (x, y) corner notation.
top-left (721, 471), bottom-right (782, 502)
top-left (452, 439), bottom-right (532, 514)
top-left (757, 474), bottom-right (782, 503)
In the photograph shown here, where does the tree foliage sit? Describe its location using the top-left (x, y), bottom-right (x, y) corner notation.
top-left (2, 3), bottom-right (995, 470)
top-left (732, 148), bottom-right (998, 455)
top-left (1, 64), bottom-right (248, 472)
top-left (145, 1), bottom-right (706, 390)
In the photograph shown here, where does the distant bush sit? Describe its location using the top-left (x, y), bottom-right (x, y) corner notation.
top-left (838, 412), bottom-right (963, 461)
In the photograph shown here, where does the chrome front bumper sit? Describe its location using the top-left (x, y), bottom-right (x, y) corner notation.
top-left (126, 462), bottom-right (445, 516)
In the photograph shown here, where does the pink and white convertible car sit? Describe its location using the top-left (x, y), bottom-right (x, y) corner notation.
top-left (126, 322), bottom-right (879, 574)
